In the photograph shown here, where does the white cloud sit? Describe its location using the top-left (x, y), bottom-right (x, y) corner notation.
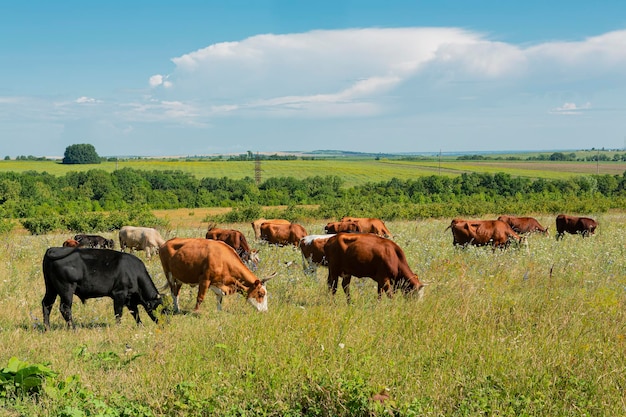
top-left (550, 102), bottom-right (592, 115)
top-left (149, 74), bottom-right (173, 88)
top-left (75, 96), bottom-right (100, 104)
top-left (149, 28), bottom-right (625, 123)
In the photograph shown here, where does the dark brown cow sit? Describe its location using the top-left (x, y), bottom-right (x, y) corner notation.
top-left (497, 215), bottom-right (548, 235)
top-left (324, 221), bottom-right (361, 234)
top-left (446, 219), bottom-right (523, 249)
top-left (251, 218), bottom-right (291, 240)
top-left (205, 225), bottom-right (259, 269)
top-left (555, 214), bottom-right (598, 240)
top-left (324, 232), bottom-right (424, 302)
top-left (260, 222), bottom-right (308, 247)
top-left (299, 234), bottom-right (335, 273)
top-left (341, 217), bottom-right (392, 237)
top-left (159, 237), bottom-right (275, 313)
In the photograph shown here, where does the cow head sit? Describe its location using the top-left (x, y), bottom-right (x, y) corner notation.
top-left (247, 280), bottom-right (268, 312)
top-left (395, 275), bottom-right (425, 299)
top-left (248, 249), bottom-right (260, 271)
top-left (143, 295), bottom-right (165, 323)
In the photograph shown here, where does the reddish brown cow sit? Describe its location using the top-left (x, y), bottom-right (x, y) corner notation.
top-left (341, 217), bottom-right (392, 237)
top-left (446, 219), bottom-right (523, 249)
top-left (159, 237), bottom-right (275, 313)
top-left (205, 225), bottom-right (259, 269)
top-left (324, 232), bottom-right (424, 302)
top-left (324, 221), bottom-right (361, 234)
top-left (62, 239), bottom-right (81, 248)
top-left (251, 218), bottom-right (290, 240)
top-left (555, 214), bottom-right (598, 240)
top-left (260, 222), bottom-right (308, 247)
top-left (497, 215), bottom-right (548, 235)
top-left (299, 234), bottom-right (335, 273)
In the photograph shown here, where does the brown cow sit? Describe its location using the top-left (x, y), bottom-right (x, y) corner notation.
top-left (341, 217), bottom-right (392, 237)
top-left (555, 214), bottom-right (598, 240)
top-left (324, 221), bottom-right (361, 234)
top-left (260, 222), bottom-right (308, 247)
top-left (497, 215), bottom-right (548, 235)
top-left (446, 219), bottom-right (523, 249)
top-left (205, 225), bottom-right (259, 269)
top-left (299, 234), bottom-right (335, 274)
top-left (62, 239), bottom-right (81, 248)
top-left (324, 232), bottom-right (424, 302)
top-left (251, 218), bottom-right (291, 240)
top-left (159, 237), bottom-right (275, 313)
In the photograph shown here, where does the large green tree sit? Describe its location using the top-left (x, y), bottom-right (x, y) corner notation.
top-left (62, 143), bottom-right (101, 164)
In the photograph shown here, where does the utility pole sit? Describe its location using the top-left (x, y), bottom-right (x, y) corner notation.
top-left (255, 152), bottom-right (261, 185)
top-left (438, 149), bottom-right (441, 175)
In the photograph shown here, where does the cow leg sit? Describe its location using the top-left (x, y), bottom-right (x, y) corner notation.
top-left (58, 296), bottom-right (75, 330)
top-left (41, 288), bottom-right (58, 331)
top-left (112, 291), bottom-right (127, 324)
top-left (327, 271), bottom-right (339, 295)
top-left (210, 286), bottom-right (224, 311)
top-left (127, 299), bottom-right (143, 325)
top-left (341, 275), bottom-right (352, 303)
top-left (194, 280), bottom-right (210, 311)
top-left (165, 272), bottom-right (183, 313)
top-left (378, 280), bottom-right (393, 300)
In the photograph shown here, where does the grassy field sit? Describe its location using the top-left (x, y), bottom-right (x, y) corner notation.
top-left (1, 157), bottom-right (624, 188)
top-left (2, 213), bottom-right (625, 415)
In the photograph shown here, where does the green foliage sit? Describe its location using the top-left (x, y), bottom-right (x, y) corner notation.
top-left (62, 143), bottom-right (101, 165)
top-left (2, 166), bottom-right (626, 232)
top-left (0, 357), bottom-right (58, 402)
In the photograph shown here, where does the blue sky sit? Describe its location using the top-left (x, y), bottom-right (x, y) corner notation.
top-left (2, 1), bottom-right (626, 157)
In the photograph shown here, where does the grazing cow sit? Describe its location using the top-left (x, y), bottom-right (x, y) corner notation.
top-left (119, 226), bottom-right (165, 259)
top-left (324, 232), bottom-right (424, 302)
top-left (159, 238), bottom-right (276, 313)
top-left (260, 222), bottom-right (308, 247)
top-left (446, 219), bottom-right (523, 249)
top-left (74, 234), bottom-right (115, 249)
top-left (62, 239), bottom-right (81, 248)
top-left (205, 225), bottom-right (259, 269)
top-left (555, 214), bottom-right (598, 240)
top-left (497, 215), bottom-right (548, 235)
top-left (251, 218), bottom-right (291, 240)
top-left (324, 221), bottom-right (361, 234)
top-left (341, 217), bottom-right (392, 238)
top-left (299, 234), bottom-right (335, 273)
top-left (42, 247), bottom-right (163, 330)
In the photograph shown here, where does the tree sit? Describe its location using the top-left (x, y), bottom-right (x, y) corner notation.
top-left (62, 144), bottom-right (101, 164)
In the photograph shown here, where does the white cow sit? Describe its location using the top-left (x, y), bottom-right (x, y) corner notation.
top-left (119, 226), bottom-right (165, 259)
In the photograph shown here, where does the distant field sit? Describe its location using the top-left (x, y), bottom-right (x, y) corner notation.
top-left (1, 157), bottom-right (624, 187)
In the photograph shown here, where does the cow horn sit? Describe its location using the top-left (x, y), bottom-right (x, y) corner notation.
top-left (261, 271), bottom-right (278, 284)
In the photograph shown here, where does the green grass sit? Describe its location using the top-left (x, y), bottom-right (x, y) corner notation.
top-left (2, 213), bottom-right (625, 415)
top-left (1, 157), bottom-right (624, 188)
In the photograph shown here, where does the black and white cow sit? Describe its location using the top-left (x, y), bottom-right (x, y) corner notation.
top-left (42, 247), bottom-right (163, 330)
top-left (74, 234), bottom-right (115, 249)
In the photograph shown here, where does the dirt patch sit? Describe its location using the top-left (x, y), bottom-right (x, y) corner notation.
top-left (152, 208), bottom-right (232, 229)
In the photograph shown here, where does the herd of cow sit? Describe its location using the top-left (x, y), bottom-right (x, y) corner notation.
top-left (41, 213), bottom-right (598, 330)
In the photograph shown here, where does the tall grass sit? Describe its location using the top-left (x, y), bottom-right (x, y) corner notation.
top-left (1, 213), bottom-right (625, 415)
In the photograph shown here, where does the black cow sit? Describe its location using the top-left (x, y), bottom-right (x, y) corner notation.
top-left (42, 247), bottom-right (163, 330)
top-left (74, 234), bottom-right (114, 249)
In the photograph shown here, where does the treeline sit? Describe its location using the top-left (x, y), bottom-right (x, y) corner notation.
top-left (457, 152), bottom-right (626, 162)
top-left (0, 168), bottom-right (624, 234)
